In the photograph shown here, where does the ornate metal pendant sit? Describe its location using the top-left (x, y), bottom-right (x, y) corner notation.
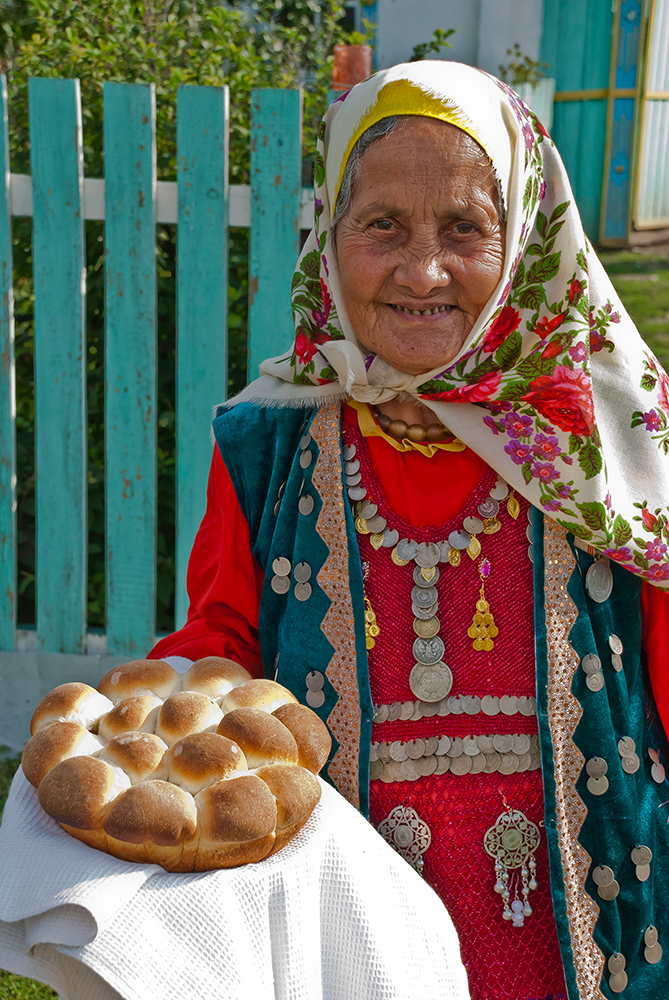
top-left (484, 808), bottom-right (540, 927)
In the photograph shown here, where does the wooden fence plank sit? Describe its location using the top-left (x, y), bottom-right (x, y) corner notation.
top-left (103, 82), bottom-right (157, 656)
top-left (29, 77), bottom-right (87, 653)
top-left (0, 75), bottom-right (15, 650)
top-left (175, 84), bottom-right (229, 628)
top-left (247, 89), bottom-right (302, 382)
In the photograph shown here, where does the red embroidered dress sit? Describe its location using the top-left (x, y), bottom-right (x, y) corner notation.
top-left (341, 412), bottom-right (567, 1000)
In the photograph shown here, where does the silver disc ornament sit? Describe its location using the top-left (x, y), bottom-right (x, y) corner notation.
top-left (586, 557), bottom-right (614, 604)
top-left (409, 661), bottom-right (453, 703)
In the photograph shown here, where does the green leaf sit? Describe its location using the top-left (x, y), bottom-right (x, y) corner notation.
top-left (613, 514), bottom-right (633, 547)
top-left (576, 249), bottom-right (588, 273)
top-left (547, 220), bottom-right (565, 240)
top-left (536, 211), bottom-right (548, 239)
top-left (527, 252), bottom-right (561, 284)
top-left (641, 373), bottom-right (657, 392)
top-left (465, 357), bottom-right (500, 383)
top-left (576, 500), bottom-right (607, 531)
top-left (633, 552), bottom-right (650, 570)
top-left (516, 354), bottom-right (558, 380)
top-left (512, 260), bottom-right (526, 289)
top-left (495, 329), bottom-right (523, 371)
top-left (518, 285), bottom-right (545, 310)
top-left (526, 243), bottom-right (543, 257)
top-left (550, 201), bottom-right (570, 223)
top-left (590, 425), bottom-right (602, 449)
top-left (522, 462), bottom-right (533, 485)
top-left (578, 442), bottom-right (602, 480)
top-left (631, 410), bottom-right (645, 429)
top-left (559, 521), bottom-right (593, 540)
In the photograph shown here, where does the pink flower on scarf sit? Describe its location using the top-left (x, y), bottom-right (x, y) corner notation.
top-left (295, 329), bottom-right (318, 365)
top-left (521, 365), bottom-right (596, 437)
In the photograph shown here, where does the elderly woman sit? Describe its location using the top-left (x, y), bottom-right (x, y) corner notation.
top-left (151, 62), bottom-right (669, 1000)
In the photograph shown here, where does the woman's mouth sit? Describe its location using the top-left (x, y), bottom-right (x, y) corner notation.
top-left (389, 303), bottom-right (453, 316)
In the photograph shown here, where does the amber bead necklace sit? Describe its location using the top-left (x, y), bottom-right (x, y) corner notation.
top-left (371, 405), bottom-right (449, 443)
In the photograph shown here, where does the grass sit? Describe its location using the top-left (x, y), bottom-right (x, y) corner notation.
top-left (1, 243), bottom-right (668, 999)
top-left (599, 246), bottom-right (669, 369)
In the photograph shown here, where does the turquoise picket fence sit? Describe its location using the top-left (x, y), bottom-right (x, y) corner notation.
top-left (0, 76), bottom-right (316, 670)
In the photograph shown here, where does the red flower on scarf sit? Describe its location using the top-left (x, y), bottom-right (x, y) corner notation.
top-left (568, 279), bottom-right (584, 304)
top-left (429, 370), bottom-right (503, 403)
top-left (541, 338), bottom-right (567, 359)
top-left (521, 365), bottom-right (595, 436)
top-left (642, 508), bottom-right (658, 531)
top-left (482, 306), bottom-right (521, 352)
top-left (658, 370), bottom-right (669, 411)
top-left (295, 329), bottom-right (318, 365)
top-left (534, 312), bottom-right (567, 338)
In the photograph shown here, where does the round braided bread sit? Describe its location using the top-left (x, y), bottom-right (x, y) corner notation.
top-left (22, 657), bottom-right (331, 872)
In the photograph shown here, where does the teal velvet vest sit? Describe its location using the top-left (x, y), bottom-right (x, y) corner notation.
top-left (214, 399), bottom-right (669, 1000)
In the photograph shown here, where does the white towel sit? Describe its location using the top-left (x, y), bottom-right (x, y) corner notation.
top-left (0, 767), bottom-right (470, 1000)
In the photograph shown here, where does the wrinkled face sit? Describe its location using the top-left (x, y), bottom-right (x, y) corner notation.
top-left (335, 117), bottom-right (506, 375)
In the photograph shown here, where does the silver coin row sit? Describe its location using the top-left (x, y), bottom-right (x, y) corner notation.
top-left (370, 748), bottom-right (542, 782)
top-left (373, 693), bottom-right (537, 724)
top-left (371, 731), bottom-right (540, 762)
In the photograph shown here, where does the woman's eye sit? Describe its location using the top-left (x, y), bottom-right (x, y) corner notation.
top-left (453, 222), bottom-right (477, 235)
top-left (372, 219), bottom-right (394, 231)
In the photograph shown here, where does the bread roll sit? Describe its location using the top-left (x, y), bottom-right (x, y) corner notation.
top-left (103, 781), bottom-right (198, 869)
top-left (255, 764), bottom-right (321, 853)
top-left (22, 722), bottom-right (105, 788)
top-left (272, 703), bottom-right (332, 774)
top-left (182, 657), bottom-right (252, 699)
top-left (98, 732), bottom-right (168, 784)
top-left (221, 679), bottom-right (297, 715)
top-left (163, 733), bottom-right (247, 794)
top-left (98, 659), bottom-right (179, 704)
top-left (30, 683), bottom-right (113, 736)
top-left (194, 774), bottom-right (277, 870)
top-left (155, 691), bottom-right (223, 746)
top-left (216, 708), bottom-right (298, 768)
top-left (98, 695), bottom-right (162, 741)
top-left (38, 756), bottom-right (131, 851)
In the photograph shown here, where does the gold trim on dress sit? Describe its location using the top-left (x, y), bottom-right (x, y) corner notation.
top-left (311, 402), bottom-right (362, 809)
top-left (543, 516), bottom-right (605, 999)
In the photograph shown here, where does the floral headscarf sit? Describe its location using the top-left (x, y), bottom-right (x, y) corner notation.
top-left (233, 60), bottom-right (669, 589)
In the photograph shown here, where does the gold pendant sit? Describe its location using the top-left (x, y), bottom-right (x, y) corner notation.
top-left (467, 535), bottom-right (481, 560)
top-left (355, 515), bottom-right (370, 535)
top-left (449, 547), bottom-right (461, 568)
top-left (507, 492), bottom-right (520, 520)
top-left (391, 546), bottom-right (410, 566)
top-left (370, 532), bottom-right (384, 550)
top-left (469, 558), bottom-right (497, 651)
top-left (364, 595), bottom-right (380, 649)
top-left (482, 518), bottom-right (501, 535)
top-left (420, 565), bottom-right (436, 583)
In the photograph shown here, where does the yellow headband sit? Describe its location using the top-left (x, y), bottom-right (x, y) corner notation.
top-left (334, 79), bottom-right (489, 209)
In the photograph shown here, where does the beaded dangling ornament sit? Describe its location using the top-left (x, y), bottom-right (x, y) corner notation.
top-left (467, 557), bottom-right (498, 651)
top-left (484, 806), bottom-right (540, 927)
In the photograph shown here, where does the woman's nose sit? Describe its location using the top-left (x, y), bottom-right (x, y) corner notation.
top-left (393, 249), bottom-right (451, 296)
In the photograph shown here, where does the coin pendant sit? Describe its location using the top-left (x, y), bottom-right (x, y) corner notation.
top-left (413, 635), bottom-right (445, 665)
top-left (413, 616), bottom-right (440, 638)
top-left (582, 653), bottom-right (602, 675)
top-left (271, 575), bottom-right (290, 595)
top-left (412, 601), bottom-right (439, 619)
top-left (391, 546), bottom-right (410, 566)
top-left (355, 515), bottom-right (370, 535)
top-left (449, 547), bottom-right (461, 567)
top-left (409, 661), bottom-right (453, 702)
top-left (586, 672), bottom-right (604, 692)
top-left (396, 538), bottom-right (419, 561)
top-left (412, 585), bottom-right (438, 608)
top-left (598, 879), bottom-right (620, 901)
top-left (585, 559), bottom-right (613, 603)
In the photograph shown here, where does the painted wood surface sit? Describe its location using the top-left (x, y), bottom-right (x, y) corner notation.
top-left (29, 77), bottom-right (87, 654)
top-left (103, 82), bottom-right (157, 656)
top-left (0, 75), bottom-right (15, 650)
top-left (541, 0), bottom-right (613, 240)
top-left (247, 89), bottom-right (303, 382)
top-left (175, 85), bottom-right (229, 628)
top-left (634, 0), bottom-right (669, 228)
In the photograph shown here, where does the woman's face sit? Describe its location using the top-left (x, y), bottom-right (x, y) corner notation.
top-left (335, 117), bottom-right (506, 375)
